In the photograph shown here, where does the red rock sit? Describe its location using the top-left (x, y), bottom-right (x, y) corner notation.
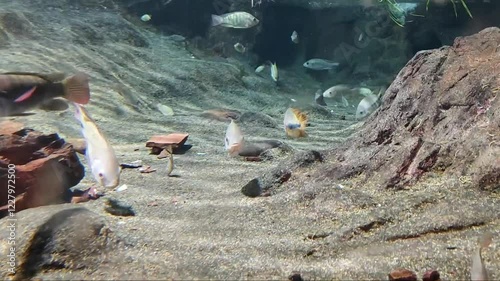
top-left (146, 133), bottom-right (189, 154)
top-left (0, 120), bottom-right (24, 134)
top-left (388, 268), bottom-right (417, 281)
top-left (0, 124), bottom-right (85, 217)
top-left (422, 270), bottom-right (441, 281)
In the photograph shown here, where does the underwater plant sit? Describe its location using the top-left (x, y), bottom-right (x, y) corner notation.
top-left (426, 0), bottom-right (473, 19)
top-left (381, 0), bottom-right (473, 27)
top-left (381, 0), bottom-right (406, 27)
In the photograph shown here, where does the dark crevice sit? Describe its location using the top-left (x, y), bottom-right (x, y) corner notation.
top-left (386, 221), bottom-right (487, 241)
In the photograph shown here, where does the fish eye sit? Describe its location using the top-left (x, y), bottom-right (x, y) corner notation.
top-left (98, 172), bottom-right (104, 178)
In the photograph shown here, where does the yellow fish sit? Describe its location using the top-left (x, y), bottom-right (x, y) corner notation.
top-left (283, 108), bottom-right (307, 138)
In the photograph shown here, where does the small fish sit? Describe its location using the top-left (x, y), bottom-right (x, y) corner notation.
top-left (291, 31), bottom-right (299, 44)
top-left (141, 14), bottom-right (152, 22)
top-left (471, 232), bottom-right (493, 281)
top-left (211, 12), bottom-right (259, 29)
top-left (356, 91), bottom-right (379, 120)
top-left (322, 84), bottom-right (352, 99)
top-left (74, 103), bottom-right (120, 188)
top-left (353, 87), bottom-right (374, 97)
top-left (0, 72), bottom-right (90, 117)
top-left (284, 108), bottom-right (307, 138)
top-left (314, 89), bottom-right (327, 106)
top-left (156, 103), bottom-right (174, 116)
top-left (358, 33), bottom-right (364, 41)
top-left (270, 62), bottom-right (278, 82)
top-left (255, 64), bottom-right (266, 73)
top-left (234, 42), bottom-right (246, 53)
top-left (225, 119), bottom-right (244, 156)
top-left (303, 59), bottom-right (340, 70)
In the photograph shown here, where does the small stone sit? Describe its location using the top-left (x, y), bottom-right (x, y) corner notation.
top-left (241, 178), bottom-right (262, 197)
top-left (115, 184), bottom-right (128, 192)
top-left (200, 108), bottom-right (241, 121)
top-left (388, 268), bottom-right (417, 281)
top-left (422, 270), bottom-right (440, 281)
top-left (104, 198), bottom-right (135, 216)
top-left (288, 272), bottom-right (304, 281)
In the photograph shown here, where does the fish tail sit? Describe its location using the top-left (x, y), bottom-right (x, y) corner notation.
top-left (211, 14), bottom-right (223, 26)
top-left (478, 232), bottom-right (493, 249)
top-left (62, 72), bottom-right (90, 104)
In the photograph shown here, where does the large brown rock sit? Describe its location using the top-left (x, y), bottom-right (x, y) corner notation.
top-left (314, 27), bottom-right (500, 189)
top-left (0, 122), bottom-right (85, 217)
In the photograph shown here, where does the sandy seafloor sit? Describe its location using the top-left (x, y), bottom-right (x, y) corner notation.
top-left (0, 1), bottom-right (499, 280)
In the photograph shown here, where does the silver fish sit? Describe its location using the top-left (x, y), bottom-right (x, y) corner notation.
top-left (270, 62), bottom-right (278, 82)
top-left (322, 84), bottom-right (352, 99)
top-left (74, 103), bottom-right (120, 188)
top-left (303, 59), bottom-right (339, 70)
top-left (211, 12), bottom-right (259, 29)
top-left (356, 91), bottom-right (379, 120)
top-left (291, 31), bottom-right (299, 44)
top-left (234, 42), bottom-right (246, 53)
top-left (255, 64), bottom-right (266, 73)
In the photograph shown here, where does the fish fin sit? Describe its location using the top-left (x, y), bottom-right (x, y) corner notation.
top-left (13, 86), bottom-right (37, 102)
top-left (62, 72), bottom-right (90, 104)
top-left (211, 14), bottom-right (223, 26)
top-left (228, 140), bottom-right (244, 156)
top-left (292, 108), bottom-right (308, 131)
top-left (478, 232), bottom-right (493, 249)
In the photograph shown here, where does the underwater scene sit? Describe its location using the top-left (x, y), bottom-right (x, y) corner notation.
top-left (0, 0), bottom-right (499, 279)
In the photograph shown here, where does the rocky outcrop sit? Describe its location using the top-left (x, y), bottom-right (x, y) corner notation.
top-left (0, 122), bottom-right (85, 217)
top-left (313, 27), bottom-right (500, 190)
top-left (0, 205), bottom-right (114, 279)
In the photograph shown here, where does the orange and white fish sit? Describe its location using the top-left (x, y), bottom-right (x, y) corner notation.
top-left (284, 107), bottom-right (307, 138)
top-left (0, 72), bottom-right (90, 117)
top-left (471, 232), bottom-right (493, 281)
top-left (74, 103), bottom-right (120, 188)
top-left (224, 119), bottom-right (244, 156)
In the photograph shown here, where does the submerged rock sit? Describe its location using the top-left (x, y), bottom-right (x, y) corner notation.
top-left (241, 150), bottom-right (323, 197)
top-left (0, 206), bottom-right (113, 280)
top-left (313, 27), bottom-right (500, 190)
top-left (0, 123), bottom-right (85, 217)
